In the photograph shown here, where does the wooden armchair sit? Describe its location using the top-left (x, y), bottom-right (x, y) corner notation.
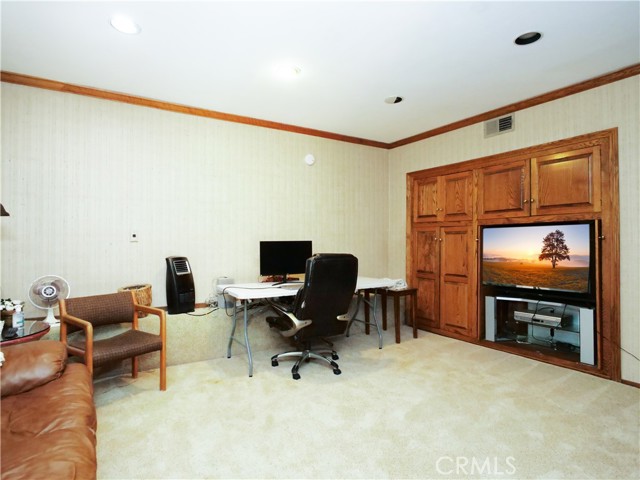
top-left (59, 291), bottom-right (167, 390)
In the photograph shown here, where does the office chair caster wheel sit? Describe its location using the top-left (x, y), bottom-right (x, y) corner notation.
top-left (271, 359), bottom-right (279, 367)
top-left (293, 373), bottom-right (301, 380)
top-left (333, 368), bottom-right (341, 375)
top-left (331, 353), bottom-right (339, 360)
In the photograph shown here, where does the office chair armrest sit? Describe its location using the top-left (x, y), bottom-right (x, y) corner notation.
top-left (274, 312), bottom-right (313, 337)
top-left (267, 298), bottom-right (293, 315)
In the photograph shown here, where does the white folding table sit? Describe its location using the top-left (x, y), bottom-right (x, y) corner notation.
top-left (218, 276), bottom-right (396, 376)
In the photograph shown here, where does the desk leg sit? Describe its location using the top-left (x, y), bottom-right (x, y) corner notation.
top-left (227, 305), bottom-right (238, 358)
top-left (364, 290), bottom-right (370, 335)
top-left (345, 294), bottom-right (362, 337)
top-left (411, 291), bottom-right (418, 339)
top-left (243, 301), bottom-right (253, 377)
top-left (381, 289), bottom-right (388, 331)
top-left (372, 293), bottom-right (382, 349)
top-left (345, 291), bottom-right (382, 349)
top-left (394, 295), bottom-right (401, 344)
top-left (226, 301), bottom-right (253, 377)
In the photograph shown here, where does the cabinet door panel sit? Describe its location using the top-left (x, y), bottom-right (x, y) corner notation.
top-left (440, 226), bottom-right (476, 337)
top-left (532, 147), bottom-right (601, 215)
top-left (412, 177), bottom-right (439, 222)
top-left (442, 171), bottom-right (473, 222)
top-left (440, 281), bottom-right (469, 332)
top-left (441, 227), bottom-right (471, 278)
top-left (413, 229), bottom-right (439, 329)
top-left (477, 160), bottom-right (530, 219)
top-left (415, 229), bottom-right (438, 275)
top-left (416, 277), bottom-right (439, 329)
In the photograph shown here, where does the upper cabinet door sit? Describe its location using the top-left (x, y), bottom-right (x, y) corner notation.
top-left (412, 176), bottom-right (439, 223)
top-left (441, 171), bottom-right (474, 222)
top-left (412, 171), bottom-right (473, 223)
top-left (531, 147), bottom-right (601, 215)
top-left (477, 160), bottom-right (531, 219)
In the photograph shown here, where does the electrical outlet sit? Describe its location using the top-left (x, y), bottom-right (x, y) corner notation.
top-left (130, 232), bottom-right (139, 243)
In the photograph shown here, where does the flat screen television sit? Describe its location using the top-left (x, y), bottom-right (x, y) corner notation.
top-left (260, 240), bottom-right (312, 283)
top-left (481, 221), bottom-right (596, 304)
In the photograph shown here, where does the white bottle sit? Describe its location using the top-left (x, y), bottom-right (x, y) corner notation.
top-left (12, 305), bottom-right (24, 329)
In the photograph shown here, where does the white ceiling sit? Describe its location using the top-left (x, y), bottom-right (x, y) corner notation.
top-left (2, 1), bottom-right (639, 144)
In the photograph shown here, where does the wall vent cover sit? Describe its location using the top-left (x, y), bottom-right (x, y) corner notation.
top-left (484, 114), bottom-right (515, 138)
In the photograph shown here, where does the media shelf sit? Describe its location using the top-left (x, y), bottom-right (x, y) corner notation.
top-left (485, 296), bottom-right (595, 366)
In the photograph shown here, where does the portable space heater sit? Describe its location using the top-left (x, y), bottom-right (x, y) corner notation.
top-left (166, 256), bottom-right (195, 314)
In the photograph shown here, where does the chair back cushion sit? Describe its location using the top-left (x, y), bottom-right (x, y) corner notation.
top-left (293, 253), bottom-right (358, 338)
top-left (63, 292), bottom-right (135, 332)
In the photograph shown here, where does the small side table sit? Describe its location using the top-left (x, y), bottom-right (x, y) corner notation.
top-left (379, 288), bottom-right (418, 343)
top-left (1, 320), bottom-right (51, 347)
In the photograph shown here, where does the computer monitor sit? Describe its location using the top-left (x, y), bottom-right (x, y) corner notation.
top-left (259, 240), bottom-right (312, 283)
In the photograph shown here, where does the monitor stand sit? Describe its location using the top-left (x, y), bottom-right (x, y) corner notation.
top-left (273, 274), bottom-right (300, 286)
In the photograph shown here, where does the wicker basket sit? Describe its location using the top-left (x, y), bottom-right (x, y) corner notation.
top-left (118, 284), bottom-right (152, 317)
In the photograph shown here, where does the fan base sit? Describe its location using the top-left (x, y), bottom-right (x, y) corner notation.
top-left (43, 308), bottom-right (59, 325)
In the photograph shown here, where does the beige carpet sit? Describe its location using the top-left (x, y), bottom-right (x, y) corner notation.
top-left (94, 325), bottom-right (640, 479)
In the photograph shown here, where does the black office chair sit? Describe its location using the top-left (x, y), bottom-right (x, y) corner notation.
top-left (266, 253), bottom-right (358, 380)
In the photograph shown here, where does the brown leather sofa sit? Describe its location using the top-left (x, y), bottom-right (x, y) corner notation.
top-left (1, 340), bottom-right (97, 480)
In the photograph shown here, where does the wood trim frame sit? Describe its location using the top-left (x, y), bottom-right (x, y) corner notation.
top-left (0, 71), bottom-right (388, 150)
top-left (406, 128), bottom-right (621, 381)
top-left (389, 64), bottom-right (639, 149)
top-left (2, 64), bottom-right (638, 150)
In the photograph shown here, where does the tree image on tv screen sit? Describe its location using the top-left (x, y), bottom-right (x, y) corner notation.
top-left (539, 230), bottom-right (570, 268)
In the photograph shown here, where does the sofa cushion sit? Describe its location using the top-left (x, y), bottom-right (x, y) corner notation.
top-left (0, 341), bottom-right (67, 398)
top-left (1, 363), bottom-right (97, 480)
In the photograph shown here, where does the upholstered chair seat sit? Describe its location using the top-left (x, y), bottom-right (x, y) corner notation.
top-left (60, 291), bottom-right (167, 390)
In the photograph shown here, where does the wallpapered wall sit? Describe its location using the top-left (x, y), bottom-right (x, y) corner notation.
top-left (2, 75), bottom-right (638, 381)
top-left (387, 76), bottom-right (640, 383)
top-left (0, 83), bottom-right (389, 314)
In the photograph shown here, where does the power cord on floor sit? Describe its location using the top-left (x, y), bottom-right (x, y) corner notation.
top-left (187, 308), bottom-right (217, 316)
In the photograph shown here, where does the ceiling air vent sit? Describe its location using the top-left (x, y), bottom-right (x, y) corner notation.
top-left (484, 114), bottom-right (515, 138)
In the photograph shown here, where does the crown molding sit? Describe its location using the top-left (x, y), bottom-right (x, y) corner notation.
top-left (0, 71), bottom-right (388, 150)
top-left (388, 63), bottom-right (640, 149)
top-left (2, 63), bottom-right (638, 151)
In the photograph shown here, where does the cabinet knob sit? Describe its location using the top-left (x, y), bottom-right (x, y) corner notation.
top-left (523, 199), bottom-right (528, 204)
top-left (530, 198), bottom-right (535, 203)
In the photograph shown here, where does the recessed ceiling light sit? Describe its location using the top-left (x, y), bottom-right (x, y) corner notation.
top-left (515, 31), bottom-right (542, 45)
top-left (273, 63), bottom-right (302, 81)
top-left (384, 96), bottom-right (404, 104)
top-left (110, 15), bottom-right (142, 35)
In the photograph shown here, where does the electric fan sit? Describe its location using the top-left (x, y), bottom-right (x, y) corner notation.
top-left (28, 275), bottom-right (71, 325)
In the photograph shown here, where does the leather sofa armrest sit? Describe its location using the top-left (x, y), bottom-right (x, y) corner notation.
top-left (0, 340), bottom-right (67, 398)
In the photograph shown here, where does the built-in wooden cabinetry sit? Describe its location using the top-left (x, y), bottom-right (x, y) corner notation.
top-left (477, 147), bottom-right (601, 219)
top-left (406, 129), bottom-right (620, 380)
top-left (412, 171), bottom-right (474, 223)
top-left (412, 224), bottom-right (476, 339)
